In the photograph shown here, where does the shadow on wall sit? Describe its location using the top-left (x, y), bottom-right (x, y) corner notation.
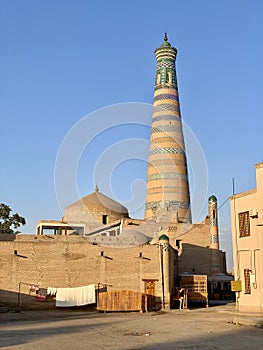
top-left (0, 288), bottom-right (162, 313)
top-left (0, 289), bottom-right (56, 311)
top-left (178, 243), bottom-right (226, 275)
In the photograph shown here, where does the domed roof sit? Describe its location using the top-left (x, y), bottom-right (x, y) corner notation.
top-left (159, 234), bottom-right (169, 241)
top-left (121, 229), bottom-right (151, 244)
top-left (208, 195), bottom-right (217, 203)
top-left (73, 191), bottom-right (129, 214)
top-left (161, 41), bottom-right (171, 47)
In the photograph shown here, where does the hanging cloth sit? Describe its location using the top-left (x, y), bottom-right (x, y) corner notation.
top-left (47, 287), bottom-right (57, 296)
top-left (56, 284), bottom-right (96, 307)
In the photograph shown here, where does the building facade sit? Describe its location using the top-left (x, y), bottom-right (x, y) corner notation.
top-left (0, 234), bottom-right (177, 311)
top-left (0, 35), bottom-right (229, 310)
top-left (230, 162), bottom-right (263, 312)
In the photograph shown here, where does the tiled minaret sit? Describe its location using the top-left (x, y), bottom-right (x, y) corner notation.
top-left (145, 33), bottom-right (191, 223)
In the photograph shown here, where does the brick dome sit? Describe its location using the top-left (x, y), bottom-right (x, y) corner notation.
top-left (79, 191), bottom-right (129, 215)
top-left (63, 190), bottom-right (129, 228)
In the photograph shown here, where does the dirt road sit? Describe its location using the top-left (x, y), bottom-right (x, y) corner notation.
top-left (0, 306), bottom-right (262, 349)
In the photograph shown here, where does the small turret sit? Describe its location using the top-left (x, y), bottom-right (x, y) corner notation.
top-left (208, 195), bottom-right (221, 275)
top-left (159, 234), bottom-right (170, 309)
top-left (208, 195), bottom-right (219, 250)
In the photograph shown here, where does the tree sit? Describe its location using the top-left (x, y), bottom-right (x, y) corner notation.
top-left (0, 203), bottom-right (26, 234)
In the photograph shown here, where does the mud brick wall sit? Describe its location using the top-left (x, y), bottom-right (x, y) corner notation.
top-left (168, 221), bottom-right (227, 275)
top-left (0, 235), bottom-right (175, 309)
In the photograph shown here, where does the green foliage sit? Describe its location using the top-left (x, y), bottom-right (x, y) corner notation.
top-left (0, 203), bottom-right (26, 234)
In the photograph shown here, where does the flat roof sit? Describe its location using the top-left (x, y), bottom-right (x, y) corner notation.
top-left (37, 220), bottom-right (70, 226)
top-left (230, 188), bottom-right (256, 200)
top-left (256, 161), bottom-right (263, 169)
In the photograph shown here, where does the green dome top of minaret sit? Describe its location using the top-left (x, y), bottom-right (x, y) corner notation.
top-left (159, 234), bottom-right (169, 241)
top-left (208, 195), bottom-right (217, 203)
top-left (154, 32), bottom-right (177, 59)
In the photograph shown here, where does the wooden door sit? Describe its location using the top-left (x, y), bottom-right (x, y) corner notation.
top-left (143, 280), bottom-right (156, 308)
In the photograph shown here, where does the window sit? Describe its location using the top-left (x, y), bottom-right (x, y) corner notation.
top-left (166, 72), bottom-right (169, 83)
top-left (238, 211), bottom-right (250, 237)
top-left (175, 239), bottom-right (181, 249)
top-left (244, 269), bottom-right (251, 294)
top-left (102, 215), bottom-right (108, 225)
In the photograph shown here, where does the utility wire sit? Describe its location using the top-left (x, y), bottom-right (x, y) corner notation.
top-left (218, 197), bottom-right (229, 211)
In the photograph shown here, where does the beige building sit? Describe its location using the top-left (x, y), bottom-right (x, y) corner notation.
top-left (0, 35), bottom-right (230, 310)
top-left (0, 186), bottom-right (229, 310)
top-left (230, 162), bottom-right (263, 312)
top-left (36, 188), bottom-right (227, 277)
top-left (0, 233), bottom-right (177, 311)
top-left (0, 193), bottom-right (227, 310)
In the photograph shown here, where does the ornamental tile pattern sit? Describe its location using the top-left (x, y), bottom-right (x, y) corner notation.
top-left (145, 37), bottom-right (191, 223)
top-left (210, 218), bottom-right (217, 226)
top-left (154, 94), bottom-right (179, 101)
top-left (156, 61), bottom-right (175, 69)
top-left (145, 201), bottom-right (190, 210)
top-left (147, 190), bottom-right (185, 196)
top-left (152, 115), bottom-right (181, 123)
top-left (149, 147), bottom-right (185, 155)
top-left (153, 104), bottom-right (179, 113)
top-left (147, 172), bottom-right (188, 181)
top-left (210, 235), bottom-right (219, 244)
top-left (151, 125), bottom-right (182, 134)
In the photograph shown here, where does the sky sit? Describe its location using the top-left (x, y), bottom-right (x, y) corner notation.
top-left (1, 0), bottom-right (263, 270)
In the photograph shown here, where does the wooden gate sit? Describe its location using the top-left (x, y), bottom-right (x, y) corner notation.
top-left (97, 290), bottom-right (146, 312)
top-left (180, 275), bottom-right (208, 306)
top-left (143, 279), bottom-right (157, 309)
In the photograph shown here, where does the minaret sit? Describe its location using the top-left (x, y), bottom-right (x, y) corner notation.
top-left (145, 33), bottom-right (191, 223)
top-left (159, 234), bottom-right (170, 309)
top-left (209, 195), bottom-right (219, 250)
top-left (208, 195), bottom-right (221, 274)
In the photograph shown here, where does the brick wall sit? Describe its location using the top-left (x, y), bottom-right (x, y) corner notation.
top-left (0, 235), bottom-right (175, 309)
top-left (166, 220), bottom-right (227, 275)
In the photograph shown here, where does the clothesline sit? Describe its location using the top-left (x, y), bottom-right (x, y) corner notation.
top-left (19, 281), bottom-right (106, 306)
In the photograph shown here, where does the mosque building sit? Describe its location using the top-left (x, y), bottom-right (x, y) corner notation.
top-left (0, 35), bottom-right (231, 310)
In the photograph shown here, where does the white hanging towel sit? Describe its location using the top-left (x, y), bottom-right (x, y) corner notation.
top-left (56, 284), bottom-right (96, 307)
top-left (47, 287), bottom-right (57, 296)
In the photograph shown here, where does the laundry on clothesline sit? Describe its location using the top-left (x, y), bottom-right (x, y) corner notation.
top-left (36, 294), bottom-right (46, 301)
top-left (29, 284), bottom-right (39, 293)
top-left (47, 287), bottom-right (57, 296)
top-left (38, 288), bottom-right (47, 296)
top-left (56, 284), bottom-right (96, 307)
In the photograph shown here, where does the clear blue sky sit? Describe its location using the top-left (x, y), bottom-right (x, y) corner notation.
top-left (1, 0), bottom-right (262, 270)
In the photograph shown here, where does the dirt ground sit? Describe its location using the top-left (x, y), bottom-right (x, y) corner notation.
top-left (0, 305), bottom-right (262, 349)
